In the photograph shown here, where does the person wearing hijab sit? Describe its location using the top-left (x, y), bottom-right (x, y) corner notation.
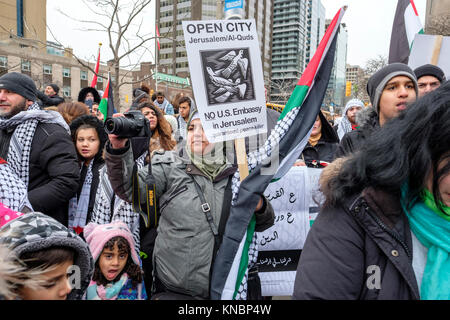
top-left (104, 108), bottom-right (275, 299)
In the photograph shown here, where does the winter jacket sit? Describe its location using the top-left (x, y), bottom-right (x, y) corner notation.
top-left (0, 122), bottom-right (80, 226)
top-left (335, 107), bottom-right (379, 158)
top-left (293, 161), bottom-right (420, 300)
top-left (300, 111), bottom-right (339, 167)
top-left (104, 142), bottom-right (275, 298)
top-left (36, 91), bottom-right (65, 108)
top-left (69, 115), bottom-right (108, 226)
top-left (0, 212), bottom-right (94, 300)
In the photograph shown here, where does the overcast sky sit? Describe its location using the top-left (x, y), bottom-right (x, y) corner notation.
top-left (46, 0), bottom-right (427, 68)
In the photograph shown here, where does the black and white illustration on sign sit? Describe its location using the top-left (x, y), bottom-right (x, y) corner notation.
top-left (200, 48), bottom-right (255, 106)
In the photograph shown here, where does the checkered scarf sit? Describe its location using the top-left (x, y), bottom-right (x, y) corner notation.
top-left (336, 116), bottom-right (353, 140)
top-left (0, 160), bottom-right (32, 212)
top-left (0, 104), bottom-right (69, 187)
top-left (68, 161), bottom-right (94, 233)
top-left (230, 107), bottom-right (300, 300)
top-left (91, 152), bottom-right (148, 254)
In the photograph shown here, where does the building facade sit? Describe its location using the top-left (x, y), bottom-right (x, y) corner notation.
top-left (0, 0), bottom-right (47, 45)
top-left (156, 0), bottom-right (273, 86)
top-left (425, 0), bottom-right (450, 35)
top-left (304, 0), bottom-right (326, 68)
top-left (270, 0), bottom-right (307, 103)
top-left (0, 38), bottom-right (133, 110)
top-left (346, 64), bottom-right (370, 104)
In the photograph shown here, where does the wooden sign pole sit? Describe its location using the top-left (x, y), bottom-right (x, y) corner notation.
top-left (431, 35), bottom-right (443, 66)
top-left (235, 137), bottom-right (249, 181)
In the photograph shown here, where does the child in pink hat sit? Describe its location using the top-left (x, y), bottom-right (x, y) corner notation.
top-left (84, 221), bottom-right (147, 300)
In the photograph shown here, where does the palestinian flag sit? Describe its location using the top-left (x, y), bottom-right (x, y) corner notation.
top-left (98, 74), bottom-right (115, 121)
top-left (91, 44), bottom-right (102, 88)
top-left (210, 7), bottom-right (347, 300)
top-left (389, 0), bottom-right (424, 64)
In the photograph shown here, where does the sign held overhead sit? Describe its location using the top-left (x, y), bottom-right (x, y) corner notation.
top-left (183, 19), bottom-right (267, 143)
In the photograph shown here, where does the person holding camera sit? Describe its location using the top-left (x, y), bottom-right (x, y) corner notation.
top-left (91, 101), bottom-right (175, 295)
top-left (104, 108), bottom-right (275, 299)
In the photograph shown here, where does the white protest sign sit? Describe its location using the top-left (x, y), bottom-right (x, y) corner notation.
top-left (256, 166), bottom-right (325, 296)
top-left (409, 34), bottom-right (450, 78)
top-left (182, 20), bottom-right (267, 143)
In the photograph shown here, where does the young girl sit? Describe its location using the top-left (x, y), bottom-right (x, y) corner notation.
top-left (84, 221), bottom-right (147, 300)
top-left (68, 115), bottom-right (107, 235)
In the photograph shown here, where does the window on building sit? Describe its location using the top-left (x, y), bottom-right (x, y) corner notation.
top-left (43, 64), bottom-right (52, 75)
top-left (0, 56), bottom-right (7, 68)
top-left (80, 70), bottom-right (88, 80)
top-left (63, 67), bottom-right (71, 78)
top-left (63, 86), bottom-right (71, 97)
top-left (21, 60), bottom-right (31, 72)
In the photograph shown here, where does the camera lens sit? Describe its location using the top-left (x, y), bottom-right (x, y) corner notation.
top-left (104, 117), bottom-right (123, 135)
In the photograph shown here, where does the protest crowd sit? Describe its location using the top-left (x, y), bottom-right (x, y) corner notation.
top-left (0, 4), bottom-right (449, 302)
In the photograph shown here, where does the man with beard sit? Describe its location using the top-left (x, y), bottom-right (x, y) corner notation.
top-left (0, 72), bottom-right (79, 226)
top-left (335, 99), bottom-right (364, 141)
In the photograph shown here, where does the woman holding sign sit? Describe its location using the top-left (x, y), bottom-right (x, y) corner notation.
top-left (293, 82), bottom-right (450, 300)
top-left (104, 108), bottom-right (274, 299)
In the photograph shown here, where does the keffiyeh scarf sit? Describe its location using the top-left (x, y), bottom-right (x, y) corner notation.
top-left (68, 162), bottom-right (94, 234)
top-left (336, 116), bottom-right (352, 140)
top-left (91, 152), bottom-right (148, 254)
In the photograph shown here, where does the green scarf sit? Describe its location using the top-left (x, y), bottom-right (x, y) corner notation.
top-left (401, 185), bottom-right (450, 300)
top-left (186, 110), bottom-right (229, 181)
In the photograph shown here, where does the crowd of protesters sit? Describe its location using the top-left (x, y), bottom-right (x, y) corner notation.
top-left (0, 59), bottom-right (448, 301)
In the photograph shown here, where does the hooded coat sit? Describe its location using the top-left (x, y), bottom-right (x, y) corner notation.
top-left (78, 87), bottom-right (101, 105)
top-left (0, 212), bottom-right (94, 300)
top-left (69, 115), bottom-right (108, 226)
top-left (300, 111), bottom-right (339, 167)
top-left (292, 158), bottom-right (420, 300)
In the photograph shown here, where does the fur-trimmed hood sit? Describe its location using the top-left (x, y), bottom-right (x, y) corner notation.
top-left (78, 87), bottom-right (101, 104)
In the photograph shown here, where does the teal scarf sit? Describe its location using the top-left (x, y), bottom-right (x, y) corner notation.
top-left (401, 185), bottom-right (450, 300)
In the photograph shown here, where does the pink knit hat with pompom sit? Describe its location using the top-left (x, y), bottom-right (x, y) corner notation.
top-left (84, 221), bottom-right (140, 265)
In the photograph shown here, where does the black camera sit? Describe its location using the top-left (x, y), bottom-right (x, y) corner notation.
top-left (104, 110), bottom-right (150, 138)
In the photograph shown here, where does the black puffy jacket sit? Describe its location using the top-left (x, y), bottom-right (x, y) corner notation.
top-left (293, 180), bottom-right (420, 299)
top-left (28, 123), bottom-right (80, 225)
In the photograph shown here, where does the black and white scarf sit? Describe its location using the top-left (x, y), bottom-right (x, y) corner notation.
top-left (91, 152), bottom-right (148, 253)
top-left (68, 161), bottom-right (94, 233)
top-left (0, 103), bottom-right (69, 187)
top-left (0, 161), bottom-right (32, 212)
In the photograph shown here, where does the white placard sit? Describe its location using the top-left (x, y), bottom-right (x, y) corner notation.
top-left (409, 34), bottom-right (450, 79)
top-left (182, 20), bottom-right (267, 143)
top-left (257, 166), bottom-right (325, 297)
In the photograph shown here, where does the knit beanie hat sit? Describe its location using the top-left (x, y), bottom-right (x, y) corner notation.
top-left (47, 83), bottom-right (60, 95)
top-left (0, 72), bottom-right (37, 101)
top-left (414, 64), bottom-right (446, 83)
top-left (366, 63), bottom-right (418, 113)
top-left (343, 98), bottom-right (364, 117)
top-left (84, 221), bottom-right (140, 265)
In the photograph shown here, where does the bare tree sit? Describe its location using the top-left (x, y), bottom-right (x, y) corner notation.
top-left (267, 77), bottom-right (297, 105)
top-left (54, 0), bottom-right (174, 106)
